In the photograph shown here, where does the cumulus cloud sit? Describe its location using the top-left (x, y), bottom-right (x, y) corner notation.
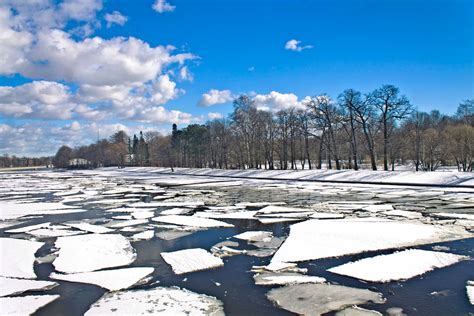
top-left (104, 11), bottom-right (128, 28)
top-left (179, 66), bottom-right (193, 81)
top-left (253, 91), bottom-right (309, 112)
top-left (284, 39), bottom-right (313, 52)
top-left (207, 112), bottom-right (224, 120)
top-left (152, 0), bottom-right (176, 13)
top-left (198, 89), bottom-right (234, 107)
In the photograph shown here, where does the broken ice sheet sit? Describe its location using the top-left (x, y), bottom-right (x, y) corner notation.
top-left (50, 267), bottom-right (154, 291)
top-left (161, 248), bottom-right (224, 274)
top-left (0, 237), bottom-right (44, 279)
top-left (336, 306), bottom-right (383, 316)
top-left (155, 230), bottom-right (195, 241)
top-left (270, 218), bottom-right (471, 265)
top-left (0, 277), bottom-right (57, 297)
top-left (467, 280), bottom-right (474, 305)
top-left (0, 295), bottom-right (60, 315)
top-left (0, 202), bottom-right (84, 220)
top-left (130, 230), bottom-right (154, 241)
top-left (233, 231), bottom-right (273, 242)
top-left (64, 222), bottom-right (114, 234)
top-left (328, 249), bottom-right (468, 283)
top-left (152, 215), bottom-right (233, 228)
top-left (254, 272), bottom-right (325, 286)
top-left (53, 234), bottom-right (136, 273)
top-left (84, 286), bottom-right (224, 315)
top-left (266, 283), bottom-right (385, 316)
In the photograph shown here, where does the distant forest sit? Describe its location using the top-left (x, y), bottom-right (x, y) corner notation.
top-left (46, 85), bottom-right (473, 172)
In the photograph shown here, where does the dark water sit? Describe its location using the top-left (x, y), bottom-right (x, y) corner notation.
top-left (1, 173), bottom-right (474, 315)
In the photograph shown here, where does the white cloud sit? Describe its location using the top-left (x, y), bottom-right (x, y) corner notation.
top-left (179, 66), bottom-right (193, 81)
top-left (284, 39), bottom-right (313, 52)
top-left (253, 91), bottom-right (308, 112)
top-left (207, 112), bottom-right (224, 120)
top-left (105, 11), bottom-right (128, 28)
top-left (152, 0), bottom-right (176, 13)
top-left (198, 89), bottom-right (234, 107)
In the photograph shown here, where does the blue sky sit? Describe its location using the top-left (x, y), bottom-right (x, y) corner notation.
top-left (0, 0), bottom-right (472, 156)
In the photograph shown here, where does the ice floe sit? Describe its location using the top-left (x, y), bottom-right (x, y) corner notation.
top-left (0, 237), bottom-right (44, 279)
top-left (254, 272), bottom-right (325, 286)
top-left (0, 295), bottom-right (60, 315)
top-left (65, 222), bottom-right (114, 234)
top-left (0, 277), bottom-right (57, 297)
top-left (50, 267), bottom-right (154, 291)
top-left (84, 286), bottom-right (224, 315)
top-left (0, 202), bottom-right (84, 220)
top-left (328, 249), bottom-right (468, 282)
top-left (233, 231), bottom-right (273, 242)
top-left (131, 230), bottom-right (155, 241)
top-left (467, 280), bottom-right (474, 305)
top-left (270, 218), bottom-right (471, 265)
top-left (152, 215), bottom-right (233, 228)
top-left (53, 234), bottom-right (136, 273)
top-left (336, 306), bottom-right (383, 316)
top-left (109, 219), bottom-right (149, 228)
top-left (266, 283), bottom-right (385, 315)
top-left (161, 248), bottom-right (224, 274)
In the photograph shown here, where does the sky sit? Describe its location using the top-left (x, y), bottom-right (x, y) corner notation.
top-left (0, 0), bottom-right (472, 156)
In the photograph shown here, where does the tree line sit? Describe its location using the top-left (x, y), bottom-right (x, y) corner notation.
top-left (53, 85), bottom-right (474, 172)
top-left (0, 155), bottom-right (51, 168)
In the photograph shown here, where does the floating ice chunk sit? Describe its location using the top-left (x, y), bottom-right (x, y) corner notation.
top-left (65, 223), bottom-right (114, 234)
top-left (0, 202), bottom-right (83, 220)
top-left (0, 277), bottom-right (57, 297)
top-left (336, 306), bottom-right (383, 316)
top-left (27, 226), bottom-right (85, 238)
top-left (53, 234), bottom-right (136, 273)
top-left (106, 207), bottom-right (156, 213)
top-left (112, 215), bottom-right (133, 220)
top-left (131, 210), bottom-right (155, 219)
top-left (130, 201), bottom-right (204, 207)
top-left (161, 248), bottom-right (224, 274)
top-left (0, 295), bottom-right (60, 315)
top-left (160, 208), bottom-right (192, 215)
top-left (110, 219), bottom-right (149, 228)
top-left (155, 231), bottom-right (194, 240)
top-left (254, 272), bottom-right (325, 286)
top-left (257, 205), bottom-right (313, 214)
top-left (234, 231), bottom-right (273, 242)
top-left (152, 215), bottom-right (233, 228)
top-left (271, 218), bottom-right (471, 264)
top-left (0, 237), bottom-right (44, 279)
top-left (258, 217), bottom-right (302, 224)
top-left (6, 222), bottom-right (51, 233)
top-left (84, 286), bottom-right (224, 315)
top-left (257, 212), bottom-right (315, 218)
top-left (131, 230), bottom-right (154, 241)
top-left (310, 212), bottom-right (345, 219)
top-left (361, 204), bottom-right (394, 212)
top-left (328, 249), bottom-right (468, 282)
top-left (467, 281), bottom-right (474, 305)
top-left (50, 267), bottom-right (154, 291)
top-left (266, 284), bottom-right (385, 316)
top-left (193, 211), bottom-right (257, 219)
top-left (434, 213), bottom-right (474, 221)
top-left (382, 210), bottom-right (423, 219)
top-left (236, 202), bottom-right (286, 208)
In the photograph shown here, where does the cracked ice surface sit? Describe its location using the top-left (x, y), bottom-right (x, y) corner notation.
top-left (0, 202), bottom-right (84, 220)
top-left (85, 286), bottom-right (224, 315)
top-left (267, 283), bottom-right (385, 316)
top-left (161, 248), bottom-right (224, 275)
top-left (0, 277), bottom-right (57, 297)
top-left (270, 218), bottom-right (471, 266)
top-left (50, 267), bottom-right (154, 291)
top-left (0, 295), bottom-right (60, 315)
top-left (0, 238), bottom-right (44, 279)
top-left (328, 249), bottom-right (468, 282)
top-left (53, 234), bottom-right (136, 273)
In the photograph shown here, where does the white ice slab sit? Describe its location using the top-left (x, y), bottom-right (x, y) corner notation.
top-left (234, 231), bottom-right (273, 242)
top-left (152, 215), bottom-right (233, 228)
top-left (362, 205), bottom-right (394, 212)
top-left (160, 208), bottom-right (191, 215)
top-left (271, 218), bottom-right (471, 264)
top-left (50, 267), bottom-right (154, 291)
top-left (0, 237), bottom-right (44, 279)
top-left (5, 222), bottom-right (52, 234)
top-left (467, 281), bottom-right (474, 305)
top-left (106, 207), bottom-right (156, 213)
top-left (328, 249), bottom-right (467, 282)
top-left (310, 212), bottom-right (345, 219)
top-left (110, 219), bottom-right (149, 228)
top-left (161, 248), bottom-right (224, 274)
top-left (193, 211), bottom-right (257, 219)
top-left (85, 286), bottom-right (224, 315)
top-left (130, 201), bottom-right (204, 207)
top-left (131, 230), bottom-right (154, 241)
top-left (0, 202), bottom-right (84, 220)
top-left (258, 217), bottom-right (302, 224)
top-left (434, 213), bottom-right (474, 221)
top-left (382, 210), bottom-right (423, 219)
top-left (27, 226), bottom-right (85, 238)
top-left (0, 277), bottom-right (57, 297)
top-left (0, 295), bottom-right (60, 315)
top-left (257, 205), bottom-right (313, 214)
top-left (53, 234), bottom-right (136, 273)
top-left (65, 223), bottom-right (114, 234)
top-left (254, 272), bottom-right (325, 286)
top-left (131, 211), bottom-right (155, 219)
